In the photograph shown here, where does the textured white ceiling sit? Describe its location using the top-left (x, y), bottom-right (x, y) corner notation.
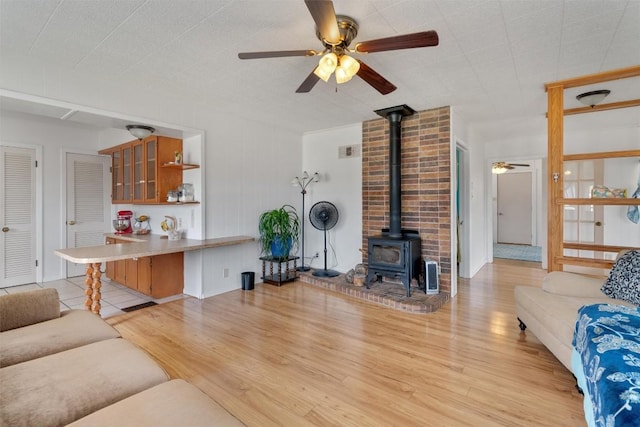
top-left (1, 0), bottom-right (639, 136)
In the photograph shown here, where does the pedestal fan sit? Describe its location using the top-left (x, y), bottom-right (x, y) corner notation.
top-left (309, 201), bottom-right (339, 277)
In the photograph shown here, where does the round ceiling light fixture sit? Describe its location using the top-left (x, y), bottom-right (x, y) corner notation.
top-left (576, 89), bottom-right (610, 107)
top-left (126, 124), bottom-right (155, 140)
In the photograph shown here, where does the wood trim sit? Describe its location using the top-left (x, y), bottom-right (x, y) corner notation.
top-left (547, 84), bottom-right (564, 271)
top-left (544, 65), bottom-right (640, 90)
top-left (556, 198), bottom-right (640, 206)
top-left (546, 66), bottom-right (640, 272)
top-left (556, 256), bottom-right (614, 269)
top-left (562, 243), bottom-right (637, 253)
top-left (561, 99), bottom-right (640, 116)
top-left (564, 149), bottom-right (640, 161)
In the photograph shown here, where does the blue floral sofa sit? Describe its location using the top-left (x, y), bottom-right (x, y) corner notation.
top-left (572, 303), bottom-right (640, 427)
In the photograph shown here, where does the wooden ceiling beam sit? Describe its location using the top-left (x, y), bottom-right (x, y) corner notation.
top-left (545, 98), bottom-right (640, 117)
top-left (545, 65), bottom-right (640, 90)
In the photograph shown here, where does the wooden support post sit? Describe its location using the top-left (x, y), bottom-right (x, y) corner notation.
top-left (546, 84), bottom-right (564, 272)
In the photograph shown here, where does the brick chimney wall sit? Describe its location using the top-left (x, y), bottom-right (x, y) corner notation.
top-left (362, 106), bottom-right (452, 293)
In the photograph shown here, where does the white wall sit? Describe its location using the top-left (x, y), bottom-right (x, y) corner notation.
top-left (301, 123), bottom-right (362, 273)
top-left (199, 115), bottom-right (300, 298)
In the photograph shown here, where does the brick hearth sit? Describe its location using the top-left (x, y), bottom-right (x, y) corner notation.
top-left (298, 271), bottom-right (449, 314)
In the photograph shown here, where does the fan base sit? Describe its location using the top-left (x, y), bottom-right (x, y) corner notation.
top-left (313, 269), bottom-right (340, 278)
top-left (297, 265), bottom-right (311, 272)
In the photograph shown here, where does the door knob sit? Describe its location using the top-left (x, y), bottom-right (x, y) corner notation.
top-left (67, 220), bottom-right (76, 225)
top-left (595, 221), bottom-right (602, 226)
top-left (1, 227), bottom-right (8, 232)
top-left (498, 212), bottom-right (503, 216)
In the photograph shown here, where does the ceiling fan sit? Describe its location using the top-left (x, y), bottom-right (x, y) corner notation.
top-left (237, 0), bottom-right (439, 95)
top-left (492, 162), bottom-right (530, 174)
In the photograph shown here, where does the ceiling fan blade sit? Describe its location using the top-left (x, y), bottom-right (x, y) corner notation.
top-left (355, 30), bottom-right (439, 53)
top-left (296, 69), bottom-right (321, 93)
top-left (304, 0), bottom-right (341, 44)
top-left (238, 50), bottom-right (317, 60)
top-left (356, 61), bottom-right (397, 95)
top-left (510, 163), bottom-right (530, 167)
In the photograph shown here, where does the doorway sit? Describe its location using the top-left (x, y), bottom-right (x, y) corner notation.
top-left (1, 145), bottom-right (42, 288)
top-left (65, 152), bottom-right (111, 277)
top-left (455, 144), bottom-right (470, 281)
top-left (491, 159), bottom-right (543, 264)
top-left (497, 172), bottom-right (532, 245)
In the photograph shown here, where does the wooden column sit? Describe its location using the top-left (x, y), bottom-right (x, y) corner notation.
top-left (84, 262), bottom-right (103, 316)
top-left (546, 84), bottom-right (564, 272)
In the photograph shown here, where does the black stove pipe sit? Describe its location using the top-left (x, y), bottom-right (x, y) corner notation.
top-left (375, 104), bottom-right (415, 239)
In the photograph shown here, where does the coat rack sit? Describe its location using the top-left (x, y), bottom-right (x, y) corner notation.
top-left (292, 171), bottom-right (319, 271)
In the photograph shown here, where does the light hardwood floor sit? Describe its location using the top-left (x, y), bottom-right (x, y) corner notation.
top-left (107, 259), bottom-right (585, 426)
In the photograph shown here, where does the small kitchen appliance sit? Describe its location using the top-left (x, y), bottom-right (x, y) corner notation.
top-left (133, 215), bottom-right (151, 235)
top-left (113, 210), bottom-right (133, 234)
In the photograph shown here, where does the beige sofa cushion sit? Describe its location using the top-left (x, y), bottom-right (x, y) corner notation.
top-left (542, 271), bottom-right (606, 298)
top-left (0, 288), bottom-right (60, 332)
top-left (0, 309), bottom-right (121, 368)
top-left (0, 338), bottom-right (169, 427)
top-left (68, 379), bottom-right (245, 427)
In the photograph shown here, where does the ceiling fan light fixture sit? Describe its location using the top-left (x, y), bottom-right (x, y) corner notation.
top-left (318, 52), bottom-right (338, 70)
top-left (313, 65), bottom-right (332, 82)
top-left (339, 54), bottom-right (360, 76)
top-left (576, 89), bottom-right (610, 107)
top-left (491, 163), bottom-right (509, 174)
top-left (335, 66), bottom-right (352, 84)
top-left (126, 124), bottom-right (155, 140)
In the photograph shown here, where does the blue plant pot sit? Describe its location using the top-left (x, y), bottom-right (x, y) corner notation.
top-left (270, 236), bottom-right (292, 258)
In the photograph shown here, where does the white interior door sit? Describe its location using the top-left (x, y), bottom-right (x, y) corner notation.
top-left (1, 146), bottom-right (36, 288)
top-left (66, 153), bottom-right (111, 277)
top-left (497, 172), bottom-right (532, 245)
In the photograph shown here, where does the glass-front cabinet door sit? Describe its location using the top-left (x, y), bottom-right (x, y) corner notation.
top-left (122, 145), bottom-right (132, 201)
top-left (133, 141), bottom-right (144, 201)
top-left (112, 150), bottom-right (122, 202)
top-left (145, 137), bottom-right (157, 201)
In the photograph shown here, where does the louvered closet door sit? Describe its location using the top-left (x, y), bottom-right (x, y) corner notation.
top-left (1, 147), bottom-right (36, 288)
top-left (66, 153), bottom-right (111, 277)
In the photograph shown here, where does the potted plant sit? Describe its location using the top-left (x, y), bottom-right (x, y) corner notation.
top-left (258, 204), bottom-right (300, 258)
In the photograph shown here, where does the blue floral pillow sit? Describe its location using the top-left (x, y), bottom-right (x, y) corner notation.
top-left (601, 250), bottom-right (640, 306)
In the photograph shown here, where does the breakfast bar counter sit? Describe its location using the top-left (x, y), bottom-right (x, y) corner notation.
top-left (55, 234), bottom-right (254, 315)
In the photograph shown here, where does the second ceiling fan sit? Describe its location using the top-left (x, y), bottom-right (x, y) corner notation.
top-left (238, 0), bottom-right (439, 95)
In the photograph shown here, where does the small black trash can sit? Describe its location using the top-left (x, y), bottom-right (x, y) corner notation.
top-left (241, 271), bottom-right (255, 290)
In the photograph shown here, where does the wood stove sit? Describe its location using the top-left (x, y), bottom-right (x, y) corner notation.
top-left (365, 105), bottom-right (423, 297)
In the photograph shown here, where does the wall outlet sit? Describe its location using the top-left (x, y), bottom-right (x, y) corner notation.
top-left (223, 268), bottom-right (229, 278)
top-left (178, 217), bottom-right (183, 228)
top-left (314, 252), bottom-right (319, 258)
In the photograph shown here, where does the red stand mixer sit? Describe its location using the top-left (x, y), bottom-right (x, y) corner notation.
top-left (113, 210), bottom-right (133, 234)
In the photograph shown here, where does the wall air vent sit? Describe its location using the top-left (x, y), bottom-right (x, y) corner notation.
top-left (338, 144), bottom-right (361, 159)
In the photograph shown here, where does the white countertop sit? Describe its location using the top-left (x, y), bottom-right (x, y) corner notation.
top-left (54, 233), bottom-right (255, 264)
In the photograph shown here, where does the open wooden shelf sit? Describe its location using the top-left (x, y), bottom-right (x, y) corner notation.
top-left (161, 163), bottom-right (199, 170)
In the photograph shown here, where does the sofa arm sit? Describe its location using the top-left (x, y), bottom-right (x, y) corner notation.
top-left (542, 271), bottom-right (607, 298)
top-left (0, 288), bottom-right (60, 332)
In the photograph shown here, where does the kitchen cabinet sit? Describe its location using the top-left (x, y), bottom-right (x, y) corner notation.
top-left (105, 237), bottom-right (136, 285)
top-left (103, 145), bottom-right (132, 204)
top-left (140, 135), bottom-right (182, 203)
top-left (100, 135), bottom-right (195, 204)
top-left (136, 252), bottom-right (184, 298)
top-left (104, 237), bottom-right (183, 298)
